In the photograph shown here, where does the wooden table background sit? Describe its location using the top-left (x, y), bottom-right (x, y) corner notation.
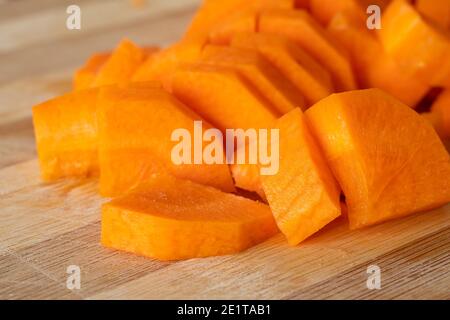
top-left (0, 0), bottom-right (449, 300)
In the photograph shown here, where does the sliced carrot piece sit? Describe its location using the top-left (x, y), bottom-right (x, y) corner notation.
top-left (208, 10), bottom-right (257, 45)
top-left (131, 42), bottom-right (204, 90)
top-left (261, 108), bottom-right (341, 245)
top-left (183, 0), bottom-right (249, 43)
top-left (259, 9), bottom-right (357, 91)
top-left (309, 0), bottom-right (390, 25)
top-left (73, 52), bottom-right (110, 91)
top-left (32, 83), bottom-right (162, 181)
top-left (431, 89), bottom-right (450, 139)
top-left (201, 45), bottom-right (305, 113)
top-left (421, 112), bottom-right (446, 140)
top-left (101, 174), bottom-right (278, 260)
top-left (171, 63), bottom-right (278, 131)
top-left (328, 11), bottom-right (428, 107)
top-left (183, 0), bottom-right (295, 43)
top-left (306, 88), bottom-right (450, 229)
top-left (91, 39), bottom-right (148, 87)
top-left (97, 85), bottom-right (235, 197)
top-left (416, 0), bottom-right (450, 30)
top-left (294, 0), bottom-right (310, 9)
top-left (230, 163), bottom-right (266, 200)
top-left (379, 0), bottom-right (450, 87)
top-left (32, 88), bottom-right (100, 181)
top-left (231, 32), bottom-right (333, 106)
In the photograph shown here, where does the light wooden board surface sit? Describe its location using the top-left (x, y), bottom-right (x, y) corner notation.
top-left (0, 0), bottom-right (449, 300)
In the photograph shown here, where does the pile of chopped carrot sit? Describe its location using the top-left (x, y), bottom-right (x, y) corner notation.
top-left (32, 0), bottom-right (450, 261)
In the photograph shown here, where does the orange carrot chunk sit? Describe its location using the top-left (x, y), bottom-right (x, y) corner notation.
top-left (327, 10), bottom-right (429, 107)
top-left (230, 163), bottom-right (266, 200)
top-left (32, 88), bottom-right (100, 181)
top-left (261, 108), bottom-right (341, 245)
top-left (379, 0), bottom-right (450, 87)
top-left (73, 52), bottom-right (110, 91)
top-left (421, 112), bottom-right (447, 140)
top-left (259, 9), bottom-right (357, 91)
top-left (201, 45), bottom-right (305, 113)
top-left (97, 84), bottom-right (235, 197)
top-left (306, 89), bottom-right (450, 229)
top-left (171, 63), bottom-right (278, 131)
top-left (183, 0), bottom-right (295, 43)
top-left (131, 42), bottom-right (204, 90)
top-left (101, 174), bottom-right (278, 261)
top-left (32, 82), bottom-right (162, 181)
top-left (231, 32), bottom-right (333, 106)
top-left (91, 39), bottom-right (149, 87)
top-left (309, 0), bottom-right (390, 26)
top-left (208, 10), bottom-right (257, 45)
top-left (416, 0), bottom-right (450, 30)
top-left (431, 89), bottom-right (450, 139)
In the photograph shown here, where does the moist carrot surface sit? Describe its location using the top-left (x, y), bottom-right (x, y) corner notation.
top-left (131, 42), bottom-right (203, 90)
top-left (306, 89), bottom-right (450, 229)
top-left (32, 82), bottom-right (162, 181)
top-left (231, 32), bottom-right (333, 106)
top-left (261, 108), bottom-right (341, 245)
top-left (31, 1), bottom-right (450, 262)
top-left (101, 174), bottom-right (278, 260)
top-left (183, 0), bottom-right (296, 43)
top-left (171, 63), bottom-right (278, 131)
top-left (230, 163), bottom-right (266, 200)
top-left (73, 52), bottom-right (111, 91)
top-left (416, 0), bottom-right (450, 30)
top-left (91, 39), bottom-right (149, 87)
top-left (32, 88), bottom-right (100, 181)
top-left (259, 9), bottom-right (357, 91)
top-left (431, 89), bottom-right (450, 139)
top-left (201, 45), bottom-right (305, 113)
top-left (309, 0), bottom-right (390, 25)
top-left (97, 85), bottom-right (235, 197)
top-left (379, 0), bottom-right (450, 87)
top-left (327, 10), bottom-right (429, 107)
top-left (208, 10), bottom-right (257, 45)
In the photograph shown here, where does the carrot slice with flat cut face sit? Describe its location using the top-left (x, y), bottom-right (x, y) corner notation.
top-left (97, 85), bottom-right (235, 197)
top-left (379, 0), bottom-right (450, 87)
top-left (208, 10), bottom-right (257, 45)
top-left (306, 88), bottom-right (450, 229)
top-left (132, 42), bottom-right (204, 90)
top-left (32, 88), bottom-right (100, 181)
top-left (421, 112), bottom-right (447, 140)
top-left (309, 0), bottom-right (390, 26)
top-left (73, 52), bottom-right (110, 91)
top-left (230, 163), bottom-right (266, 200)
top-left (101, 174), bottom-right (278, 261)
top-left (261, 108), bottom-right (341, 245)
top-left (32, 82), bottom-right (162, 182)
top-left (259, 9), bottom-right (357, 91)
top-left (416, 0), bottom-right (450, 30)
top-left (201, 45), bottom-right (305, 113)
top-left (431, 89), bottom-right (450, 139)
top-left (171, 63), bottom-right (278, 131)
top-left (73, 47), bottom-right (158, 91)
top-left (231, 32), bottom-right (333, 106)
top-left (327, 10), bottom-right (429, 107)
top-left (91, 39), bottom-right (148, 87)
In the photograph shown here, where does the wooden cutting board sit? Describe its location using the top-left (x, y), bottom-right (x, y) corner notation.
top-left (0, 0), bottom-right (449, 300)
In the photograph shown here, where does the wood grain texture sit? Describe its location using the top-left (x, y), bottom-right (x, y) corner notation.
top-left (0, 0), bottom-right (449, 300)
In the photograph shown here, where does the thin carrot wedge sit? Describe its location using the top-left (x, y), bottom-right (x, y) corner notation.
top-left (201, 45), bottom-right (305, 113)
top-left (261, 108), bottom-right (341, 245)
top-left (101, 174), bottom-right (278, 260)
